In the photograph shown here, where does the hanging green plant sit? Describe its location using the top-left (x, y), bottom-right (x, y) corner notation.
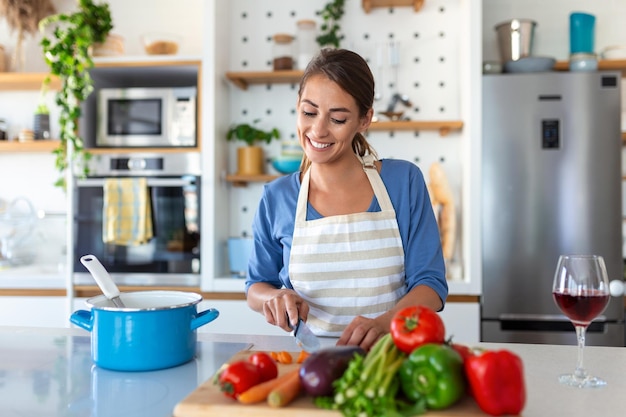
top-left (316, 0), bottom-right (346, 48)
top-left (39, 0), bottom-right (113, 189)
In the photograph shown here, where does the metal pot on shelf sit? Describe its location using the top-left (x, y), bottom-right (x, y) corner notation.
top-left (495, 18), bottom-right (537, 62)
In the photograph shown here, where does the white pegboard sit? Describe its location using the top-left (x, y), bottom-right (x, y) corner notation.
top-left (225, 0), bottom-right (464, 269)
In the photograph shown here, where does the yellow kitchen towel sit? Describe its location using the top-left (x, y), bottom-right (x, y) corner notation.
top-left (102, 177), bottom-right (154, 246)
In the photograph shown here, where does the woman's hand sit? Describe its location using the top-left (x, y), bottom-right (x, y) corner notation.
top-left (261, 288), bottom-right (310, 332)
top-left (336, 315), bottom-right (386, 351)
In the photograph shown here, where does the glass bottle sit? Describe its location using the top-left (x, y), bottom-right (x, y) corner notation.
top-left (272, 34), bottom-right (294, 71)
top-left (296, 19), bottom-right (317, 70)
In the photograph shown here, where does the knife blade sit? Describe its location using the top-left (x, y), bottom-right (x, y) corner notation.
top-left (292, 318), bottom-right (321, 353)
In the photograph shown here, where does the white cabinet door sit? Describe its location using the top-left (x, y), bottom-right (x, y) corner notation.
top-left (198, 300), bottom-right (481, 343)
top-left (197, 299), bottom-right (286, 336)
top-left (439, 302), bottom-right (480, 344)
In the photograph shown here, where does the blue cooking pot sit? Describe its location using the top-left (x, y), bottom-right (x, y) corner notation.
top-left (70, 291), bottom-right (219, 371)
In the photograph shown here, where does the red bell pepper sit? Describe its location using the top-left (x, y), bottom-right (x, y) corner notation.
top-left (464, 349), bottom-right (526, 416)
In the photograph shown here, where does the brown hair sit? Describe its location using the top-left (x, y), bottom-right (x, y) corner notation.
top-left (298, 48), bottom-right (378, 172)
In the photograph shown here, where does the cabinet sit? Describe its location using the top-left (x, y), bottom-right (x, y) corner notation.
top-left (82, 57), bottom-right (202, 152)
top-left (0, 72), bottom-right (60, 150)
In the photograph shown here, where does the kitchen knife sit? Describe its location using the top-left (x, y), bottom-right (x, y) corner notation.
top-left (292, 318), bottom-right (321, 353)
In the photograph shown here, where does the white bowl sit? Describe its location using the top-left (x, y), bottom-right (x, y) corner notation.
top-left (601, 46), bottom-right (626, 60)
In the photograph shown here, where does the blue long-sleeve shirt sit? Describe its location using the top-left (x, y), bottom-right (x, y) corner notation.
top-left (245, 158), bottom-right (448, 307)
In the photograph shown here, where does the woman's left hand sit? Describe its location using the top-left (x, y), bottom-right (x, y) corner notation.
top-left (336, 315), bottom-right (386, 351)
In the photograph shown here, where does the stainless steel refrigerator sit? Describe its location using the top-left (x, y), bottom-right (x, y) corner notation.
top-left (481, 72), bottom-right (625, 346)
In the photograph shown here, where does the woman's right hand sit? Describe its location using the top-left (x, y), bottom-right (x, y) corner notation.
top-left (261, 288), bottom-right (309, 332)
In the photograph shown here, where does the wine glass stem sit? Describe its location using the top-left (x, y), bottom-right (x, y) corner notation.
top-left (574, 325), bottom-right (588, 379)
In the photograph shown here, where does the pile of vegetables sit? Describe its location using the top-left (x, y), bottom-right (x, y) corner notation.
top-left (214, 305), bottom-right (526, 416)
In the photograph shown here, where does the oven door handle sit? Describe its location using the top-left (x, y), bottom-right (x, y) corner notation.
top-left (76, 178), bottom-right (196, 187)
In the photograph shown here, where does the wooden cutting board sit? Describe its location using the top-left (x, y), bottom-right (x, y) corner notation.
top-left (173, 350), bottom-right (492, 417)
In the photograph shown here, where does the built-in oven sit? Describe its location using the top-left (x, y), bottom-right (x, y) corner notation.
top-left (73, 152), bottom-right (201, 286)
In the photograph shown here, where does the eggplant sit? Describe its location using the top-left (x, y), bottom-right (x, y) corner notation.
top-left (299, 345), bottom-right (365, 397)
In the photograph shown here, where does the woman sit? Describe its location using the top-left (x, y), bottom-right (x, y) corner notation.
top-left (245, 48), bottom-right (447, 350)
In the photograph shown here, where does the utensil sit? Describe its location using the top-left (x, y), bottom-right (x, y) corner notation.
top-left (552, 254), bottom-right (610, 388)
top-left (292, 317), bottom-right (321, 353)
top-left (80, 254), bottom-right (125, 308)
top-left (495, 18), bottom-right (537, 62)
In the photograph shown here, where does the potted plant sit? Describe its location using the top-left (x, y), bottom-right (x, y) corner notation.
top-left (39, 0), bottom-right (113, 188)
top-left (33, 78), bottom-right (51, 140)
top-left (226, 119), bottom-right (280, 175)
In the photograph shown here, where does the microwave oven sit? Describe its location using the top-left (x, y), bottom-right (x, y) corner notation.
top-left (96, 87), bottom-right (197, 148)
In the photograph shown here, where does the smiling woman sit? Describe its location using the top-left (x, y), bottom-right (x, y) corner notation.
top-left (244, 48), bottom-right (448, 352)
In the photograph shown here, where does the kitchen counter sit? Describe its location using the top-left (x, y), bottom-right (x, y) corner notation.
top-left (0, 326), bottom-right (625, 417)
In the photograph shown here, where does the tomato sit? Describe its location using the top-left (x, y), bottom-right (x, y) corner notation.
top-left (248, 352), bottom-right (278, 382)
top-left (217, 360), bottom-right (262, 399)
top-left (390, 305), bottom-right (445, 354)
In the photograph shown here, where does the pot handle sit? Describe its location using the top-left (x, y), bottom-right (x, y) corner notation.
top-left (190, 308), bottom-right (219, 330)
top-left (70, 310), bottom-right (94, 332)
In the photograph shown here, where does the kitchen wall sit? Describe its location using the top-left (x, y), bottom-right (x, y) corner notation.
top-left (224, 0), bottom-right (465, 267)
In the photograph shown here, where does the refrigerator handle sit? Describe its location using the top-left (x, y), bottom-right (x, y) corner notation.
top-left (499, 313), bottom-right (607, 323)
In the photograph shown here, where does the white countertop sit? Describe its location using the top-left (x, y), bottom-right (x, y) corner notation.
top-left (0, 326), bottom-right (625, 417)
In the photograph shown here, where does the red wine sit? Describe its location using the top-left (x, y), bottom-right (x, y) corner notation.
top-left (553, 290), bottom-right (609, 325)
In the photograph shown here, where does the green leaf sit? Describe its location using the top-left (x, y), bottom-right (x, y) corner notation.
top-left (40, 0), bottom-right (113, 189)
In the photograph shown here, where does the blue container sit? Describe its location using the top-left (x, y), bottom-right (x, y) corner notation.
top-left (70, 291), bottom-right (219, 371)
top-left (228, 237), bottom-right (253, 278)
top-left (570, 12), bottom-right (595, 54)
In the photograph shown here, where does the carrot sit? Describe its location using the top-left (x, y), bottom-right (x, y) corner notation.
top-left (276, 351), bottom-right (293, 364)
top-left (237, 368), bottom-right (300, 404)
top-left (267, 367), bottom-right (302, 408)
top-left (296, 350), bottom-right (310, 364)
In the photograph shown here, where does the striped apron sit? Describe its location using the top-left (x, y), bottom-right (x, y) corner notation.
top-left (289, 154), bottom-right (406, 336)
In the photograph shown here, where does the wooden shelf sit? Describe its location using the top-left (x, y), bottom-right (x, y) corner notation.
top-left (554, 59), bottom-right (626, 76)
top-left (367, 120), bottom-right (463, 136)
top-left (0, 73), bottom-right (60, 91)
top-left (87, 147), bottom-right (200, 155)
top-left (362, 0), bottom-right (424, 13)
top-left (225, 174), bottom-right (279, 187)
top-left (225, 70), bottom-right (303, 90)
top-left (93, 56), bottom-right (202, 68)
top-left (0, 140), bottom-right (59, 153)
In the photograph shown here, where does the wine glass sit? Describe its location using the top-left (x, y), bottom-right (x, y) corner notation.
top-left (552, 254), bottom-right (610, 388)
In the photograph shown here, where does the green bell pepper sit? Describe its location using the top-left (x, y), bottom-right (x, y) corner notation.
top-left (398, 343), bottom-right (466, 410)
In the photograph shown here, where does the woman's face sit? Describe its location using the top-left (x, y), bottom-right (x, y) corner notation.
top-left (297, 75), bottom-right (372, 166)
